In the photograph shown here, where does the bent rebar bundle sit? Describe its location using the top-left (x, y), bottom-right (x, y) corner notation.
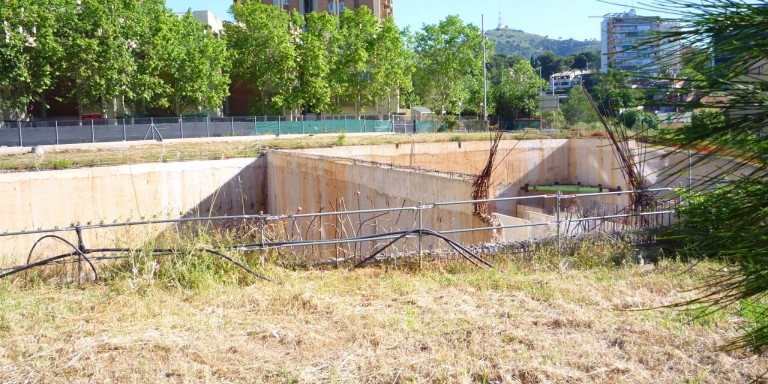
top-left (0, 227), bottom-right (494, 284)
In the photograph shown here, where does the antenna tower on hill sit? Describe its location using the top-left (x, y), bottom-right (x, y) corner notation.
top-left (497, 9), bottom-right (508, 30)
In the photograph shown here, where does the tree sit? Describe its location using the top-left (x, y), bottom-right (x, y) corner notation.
top-left (295, 11), bottom-right (339, 114)
top-left (535, 50), bottom-right (572, 79)
top-left (121, 0), bottom-right (177, 116)
top-left (570, 51), bottom-right (600, 71)
top-left (560, 86), bottom-right (599, 126)
top-left (589, 70), bottom-right (641, 116)
top-left (488, 53), bottom-right (523, 85)
top-left (368, 17), bottom-right (412, 117)
top-left (494, 60), bottom-right (546, 122)
top-left (158, 12), bottom-right (229, 116)
top-left (412, 16), bottom-right (491, 115)
top-left (54, 0), bottom-right (136, 117)
top-left (0, 0), bottom-right (62, 120)
top-left (335, 7), bottom-right (378, 118)
top-left (646, 0), bottom-right (768, 355)
top-left (227, 2), bottom-right (297, 115)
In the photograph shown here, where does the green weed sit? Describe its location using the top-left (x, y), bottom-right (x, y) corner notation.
top-left (336, 131), bottom-right (347, 146)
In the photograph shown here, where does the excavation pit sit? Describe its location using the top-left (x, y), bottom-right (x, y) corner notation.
top-left (0, 138), bottom-right (727, 267)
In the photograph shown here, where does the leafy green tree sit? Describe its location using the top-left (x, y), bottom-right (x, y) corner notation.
top-left (570, 51), bottom-right (600, 71)
top-left (589, 70), bottom-right (640, 116)
top-left (54, 0), bottom-right (137, 117)
top-left (535, 50), bottom-right (572, 79)
top-left (0, 0), bottom-right (62, 120)
top-left (227, 2), bottom-right (296, 115)
top-left (159, 12), bottom-right (229, 115)
top-left (412, 16), bottom-right (491, 115)
top-left (488, 53), bottom-right (523, 85)
top-left (335, 7), bottom-right (378, 117)
top-left (618, 109), bottom-right (659, 130)
top-left (494, 60), bottom-right (546, 122)
top-left (560, 86), bottom-right (599, 126)
top-left (121, 0), bottom-right (176, 116)
top-left (368, 17), bottom-right (412, 117)
top-left (295, 11), bottom-right (339, 114)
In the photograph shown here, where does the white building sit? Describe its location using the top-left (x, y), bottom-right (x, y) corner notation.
top-left (177, 10), bottom-right (223, 37)
top-left (549, 70), bottom-right (594, 92)
top-left (600, 9), bottom-right (680, 76)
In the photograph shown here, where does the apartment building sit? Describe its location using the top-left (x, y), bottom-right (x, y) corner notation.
top-left (600, 9), bottom-right (680, 76)
top-left (234, 0), bottom-right (392, 18)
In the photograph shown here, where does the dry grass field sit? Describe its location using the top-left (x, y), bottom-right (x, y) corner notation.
top-left (0, 256), bottom-right (765, 383)
top-left (0, 131), bottom-right (555, 172)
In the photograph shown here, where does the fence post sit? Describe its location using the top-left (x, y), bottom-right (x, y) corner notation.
top-left (418, 202), bottom-right (423, 269)
top-left (277, 116), bottom-right (281, 137)
top-left (206, 115), bottom-right (210, 137)
top-left (55, 120), bottom-right (59, 145)
top-left (259, 211), bottom-right (266, 265)
top-left (556, 191), bottom-right (562, 258)
top-left (17, 121), bottom-right (22, 147)
top-left (230, 116), bottom-right (234, 136)
top-left (259, 211), bottom-right (266, 245)
top-left (90, 119), bottom-right (95, 143)
top-left (301, 119), bottom-right (305, 134)
top-left (179, 117), bottom-right (183, 139)
top-left (75, 222), bottom-right (85, 285)
top-left (122, 118), bottom-right (126, 141)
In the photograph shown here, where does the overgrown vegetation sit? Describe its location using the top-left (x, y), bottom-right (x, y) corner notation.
top-left (1, 230), bottom-right (765, 382)
top-left (642, 0), bottom-right (768, 354)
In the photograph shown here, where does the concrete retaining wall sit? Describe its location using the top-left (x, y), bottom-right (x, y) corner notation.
top-left (0, 158), bottom-right (265, 265)
top-left (265, 150), bottom-right (491, 256)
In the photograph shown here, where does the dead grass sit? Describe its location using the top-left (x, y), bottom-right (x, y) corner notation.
top-left (0, 131), bottom-right (553, 172)
top-left (0, 258), bottom-right (764, 383)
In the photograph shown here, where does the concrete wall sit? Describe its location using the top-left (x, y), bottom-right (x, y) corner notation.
top-left (265, 150), bottom-right (491, 257)
top-left (296, 138), bottom-right (749, 225)
top-left (0, 137), bottom-right (751, 266)
top-left (0, 158), bottom-right (266, 265)
top-left (298, 139), bottom-right (622, 217)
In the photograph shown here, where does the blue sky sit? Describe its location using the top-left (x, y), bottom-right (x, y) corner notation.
top-left (165, 0), bottom-right (662, 41)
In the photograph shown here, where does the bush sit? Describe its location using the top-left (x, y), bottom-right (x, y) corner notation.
top-left (619, 109), bottom-right (660, 130)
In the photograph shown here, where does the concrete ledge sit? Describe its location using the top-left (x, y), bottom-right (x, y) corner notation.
top-left (0, 132), bottom-right (396, 155)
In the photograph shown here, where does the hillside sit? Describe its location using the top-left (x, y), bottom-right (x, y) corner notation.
top-left (487, 28), bottom-right (600, 58)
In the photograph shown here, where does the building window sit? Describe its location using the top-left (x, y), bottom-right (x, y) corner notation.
top-left (339, 2), bottom-right (345, 12)
top-left (328, 2), bottom-right (334, 12)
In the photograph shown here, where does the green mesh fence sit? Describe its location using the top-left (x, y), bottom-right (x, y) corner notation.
top-left (253, 119), bottom-right (393, 135)
top-left (500, 119), bottom-right (542, 131)
top-left (415, 120), bottom-right (437, 133)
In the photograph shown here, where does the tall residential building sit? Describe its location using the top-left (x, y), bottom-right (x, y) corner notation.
top-left (600, 9), bottom-right (680, 76)
top-left (233, 0), bottom-right (392, 18)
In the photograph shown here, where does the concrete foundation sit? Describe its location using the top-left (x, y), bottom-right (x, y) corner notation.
top-left (0, 138), bottom-right (748, 266)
